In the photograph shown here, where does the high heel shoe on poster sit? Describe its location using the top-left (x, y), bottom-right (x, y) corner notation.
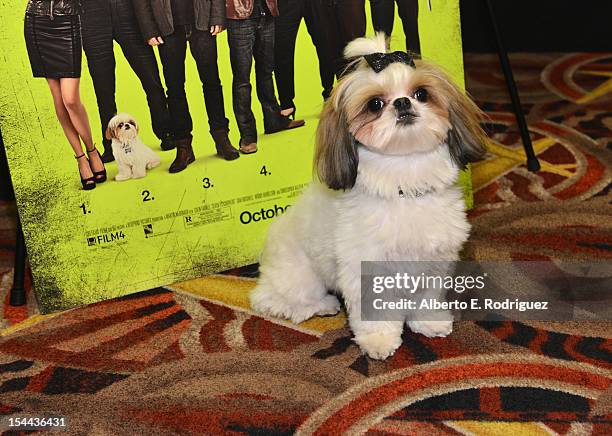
top-left (280, 106), bottom-right (296, 120)
top-left (86, 146), bottom-right (107, 183)
top-left (265, 112), bottom-right (305, 134)
top-left (75, 153), bottom-right (96, 190)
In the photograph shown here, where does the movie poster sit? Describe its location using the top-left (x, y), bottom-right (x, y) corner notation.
top-left (0, 0), bottom-right (467, 313)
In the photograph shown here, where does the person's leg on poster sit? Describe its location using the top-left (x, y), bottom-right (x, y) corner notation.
top-left (47, 78), bottom-right (106, 189)
top-left (157, 27), bottom-right (195, 173)
top-left (80, 0), bottom-right (118, 163)
top-left (226, 0), bottom-right (303, 153)
top-left (396, 0), bottom-right (420, 53)
top-left (46, 79), bottom-right (95, 190)
top-left (335, 0), bottom-right (366, 77)
top-left (313, 0), bottom-right (339, 99)
top-left (189, 27), bottom-right (239, 160)
top-left (274, 0), bottom-right (303, 117)
top-left (24, 5), bottom-right (106, 190)
top-left (316, 0), bottom-right (365, 85)
top-left (369, 0), bottom-right (395, 38)
top-left (227, 18), bottom-right (259, 153)
top-left (113, 0), bottom-right (174, 151)
top-left (254, 16), bottom-right (304, 134)
top-left (303, 0), bottom-right (333, 101)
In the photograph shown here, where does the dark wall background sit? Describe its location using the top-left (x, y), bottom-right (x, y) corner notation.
top-left (461, 0), bottom-right (612, 52)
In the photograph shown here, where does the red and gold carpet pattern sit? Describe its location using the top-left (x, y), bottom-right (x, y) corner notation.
top-left (0, 52), bottom-right (610, 434)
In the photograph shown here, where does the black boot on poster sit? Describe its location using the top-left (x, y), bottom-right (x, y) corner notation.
top-left (101, 138), bottom-right (115, 163)
top-left (160, 132), bottom-right (175, 151)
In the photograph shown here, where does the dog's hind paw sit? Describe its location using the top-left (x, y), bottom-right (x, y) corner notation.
top-left (407, 320), bottom-right (453, 338)
top-left (289, 294), bottom-right (341, 322)
top-left (251, 290), bottom-right (341, 324)
top-left (314, 294), bottom-right (341, 317)
top-left (354, 332), bottom-right (402, 360)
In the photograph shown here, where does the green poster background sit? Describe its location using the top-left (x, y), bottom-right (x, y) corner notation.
top-left (0, 0), bottom-right (468, 313)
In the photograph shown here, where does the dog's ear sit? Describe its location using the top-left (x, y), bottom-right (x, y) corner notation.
top-left (416, 60), bottom-right (488, 169)
top-left (446, 88), bottom-right (488, 169)
top-left (105, 126), bottom-right (114, 140)
top-left (314, 98), bottom-right (358, 190)
top-left (105, 118), bottom-right (116, 140)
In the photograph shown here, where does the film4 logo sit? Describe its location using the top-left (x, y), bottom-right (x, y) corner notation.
top-left (87, 231), bottom-right (127, 247)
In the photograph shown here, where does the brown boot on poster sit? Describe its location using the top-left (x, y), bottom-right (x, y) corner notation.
top-left (239, 139), bottom-right (257, 155)
top-left (169, 137), bottom-right (195, 173)
top-left (211, 130), bottom-right (239, 161)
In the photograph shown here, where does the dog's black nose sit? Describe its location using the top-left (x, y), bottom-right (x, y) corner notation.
top-left (393, 97), bottom-right (416, 124)
top-left (393, 97), bottom-right (411, 112)
top-left (124, 124), bottom-right (130, 129)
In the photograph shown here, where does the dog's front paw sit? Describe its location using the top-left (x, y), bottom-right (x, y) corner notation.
top-left (407, 320), bottom-right (453, 338)
top-left (115, 174), bottom-right (130, 181)
top-left (354, 332), bottom-right (402, 360)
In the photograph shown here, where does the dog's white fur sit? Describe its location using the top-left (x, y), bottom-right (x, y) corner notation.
top-left (106, 113), bottom-right (160, 181)
top-left (250, 35), bottom-right (486, 360)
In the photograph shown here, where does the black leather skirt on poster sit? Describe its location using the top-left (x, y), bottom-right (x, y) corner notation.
top-left (24, 14), bottom-right (82, 78)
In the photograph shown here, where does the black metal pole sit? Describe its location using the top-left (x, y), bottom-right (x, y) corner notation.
top-left (9, 218), bottom-right (27, 307)
top-left (485, 0), bottom-right (541, 172)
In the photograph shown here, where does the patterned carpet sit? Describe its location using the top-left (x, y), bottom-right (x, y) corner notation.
top-left (0, 52), bottom-right (611, 435)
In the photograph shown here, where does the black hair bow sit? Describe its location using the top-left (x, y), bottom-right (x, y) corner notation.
top-left (363, 51), bottom-right (416, 73)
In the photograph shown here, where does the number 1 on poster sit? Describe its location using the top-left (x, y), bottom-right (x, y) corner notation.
top-left (79, 203), bottom-right (91, 215)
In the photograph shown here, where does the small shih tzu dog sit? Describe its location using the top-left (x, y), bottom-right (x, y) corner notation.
top-left (106, 113), bottom-right (161, 180)
top-left (250, 34), bottom-right (487, 360)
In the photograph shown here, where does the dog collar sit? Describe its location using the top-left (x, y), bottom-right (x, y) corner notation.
top-left (398, 185), bottom-right (437, 199)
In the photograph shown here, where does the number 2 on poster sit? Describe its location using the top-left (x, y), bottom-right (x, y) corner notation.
top-left (142, 190), bottom-right (154, 202)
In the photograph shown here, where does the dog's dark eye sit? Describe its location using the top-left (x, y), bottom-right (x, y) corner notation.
top-left (414, 88), bottom-right (428, 102)
top-left (118, 122), bottom-right (124, 128)
top-left (367, 97), bottom-right (385, 112)
top-left (128, 120), bottom-right (135, 126)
